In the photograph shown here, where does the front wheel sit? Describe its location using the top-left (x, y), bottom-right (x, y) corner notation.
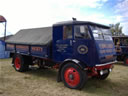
top-left (61, 63), bottom-right (87, 89)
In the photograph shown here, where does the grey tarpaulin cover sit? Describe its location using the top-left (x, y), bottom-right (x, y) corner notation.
top-left (6, 27), bottom-right (52, 45)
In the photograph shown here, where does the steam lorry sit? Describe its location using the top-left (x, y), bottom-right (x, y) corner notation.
top-left (5, 20), bottom-right (116, 89)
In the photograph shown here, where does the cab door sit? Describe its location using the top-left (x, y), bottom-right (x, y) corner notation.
top-left (73, 25), bottom-right (96, 67)
top-left (53, 25), bottom-right (73, 61)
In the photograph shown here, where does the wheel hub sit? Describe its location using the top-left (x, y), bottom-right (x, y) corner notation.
top-left (69, 74), bottom-right (74, 80)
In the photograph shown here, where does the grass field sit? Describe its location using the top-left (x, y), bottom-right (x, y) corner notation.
top-left (0, 58), bottom-right (128, 96)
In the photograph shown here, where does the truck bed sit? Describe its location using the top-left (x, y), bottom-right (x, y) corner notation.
top-left (5, 27), bottom-right (52, 58)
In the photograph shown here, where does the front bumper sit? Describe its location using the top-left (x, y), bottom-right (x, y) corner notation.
top-left (86, 60), bottom-right (117, 77)
top-left (95, 60), bottom-right (117, 67)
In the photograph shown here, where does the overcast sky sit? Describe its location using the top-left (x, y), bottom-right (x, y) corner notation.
top-left (0, 0), bottom-right (128, 37)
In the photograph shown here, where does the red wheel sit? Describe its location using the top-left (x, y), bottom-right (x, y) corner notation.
top-left (13, 54), bottom-right (29, 72)
top-left (61, 63), bottom-right (87, 89)
top-left (14, 57), bottom-right (21, 70)
top-left (124, 57), bottom-right (128, 66)
top-left (64, 67), bottom-right (80, 87)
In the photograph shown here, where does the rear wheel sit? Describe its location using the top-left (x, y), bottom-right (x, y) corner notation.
top-left (14, 54), bottom-right (29, 72)
top-left (124, 56), bottom-right (128, 66)
top-left (61, 63), bottom-right (87, 89)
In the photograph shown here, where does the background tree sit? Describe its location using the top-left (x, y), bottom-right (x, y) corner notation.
top-left (110, 23), bottom-right (124, 36)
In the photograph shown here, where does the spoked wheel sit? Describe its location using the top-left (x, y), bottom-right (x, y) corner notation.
top-left (61, 63), bottom-right (87, 89)
top-left (14, 54), bottom-right (29, 72)
top-left (124, 56), bottom-right (128, 66)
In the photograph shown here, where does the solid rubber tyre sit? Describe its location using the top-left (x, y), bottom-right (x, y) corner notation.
top-left (14, 54), bottom-right (29, 72)
top-left (61, 63), bottom-right (87, 89)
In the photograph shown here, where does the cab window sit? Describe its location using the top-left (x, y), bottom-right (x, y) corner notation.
top-left (74, 25), bottom-right (91, 39)
top-left (91, 25), bottom-right (112, 41)
top-left (63, 26), bottom-right (72, 40)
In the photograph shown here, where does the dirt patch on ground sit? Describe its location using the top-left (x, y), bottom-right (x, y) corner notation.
top-left (0, 59), bottom-right (128, 96)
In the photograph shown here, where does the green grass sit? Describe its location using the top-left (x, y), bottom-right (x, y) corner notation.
top-left (0, 58), bottom-right (128, 96)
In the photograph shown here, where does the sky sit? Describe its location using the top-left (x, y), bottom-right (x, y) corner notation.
top-left (0, 0), bottom-right (128, 37)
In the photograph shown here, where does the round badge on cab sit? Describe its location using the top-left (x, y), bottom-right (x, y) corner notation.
top-left (77, 45), bottom-right (88, 54)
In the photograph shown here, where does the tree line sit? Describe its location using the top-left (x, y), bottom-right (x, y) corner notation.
top-left (109, 23), bottom-right (125, 36)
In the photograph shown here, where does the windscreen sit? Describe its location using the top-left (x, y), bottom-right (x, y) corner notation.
top-left (90, 26), bottom-right (112, 41)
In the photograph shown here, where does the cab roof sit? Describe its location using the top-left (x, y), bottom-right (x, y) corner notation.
top-left (53, 20), bottom-right (110, 28)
